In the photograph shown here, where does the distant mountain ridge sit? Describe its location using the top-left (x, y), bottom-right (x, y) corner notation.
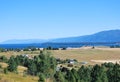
top-left (50, 29), bottom-right (120, 43)
top-left (1, 29), bottom-right (120, 44)
top-left (1, 39), bottom-right (47, 44)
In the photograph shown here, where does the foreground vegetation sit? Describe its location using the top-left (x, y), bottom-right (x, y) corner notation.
top-left (0, 48), bottom-right (120, 82)
top-left (0, 50), bottom-right (56, 82)
top-left (55, 63), bottom-right (120, 82)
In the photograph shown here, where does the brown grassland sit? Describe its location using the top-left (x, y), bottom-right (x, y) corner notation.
top-left (0, 47), bottom-right (120, 82)
top-left (50, 47), bottom-right (120, 65)
top-left (0, 62), bottom-right (39, 82)
top-left (0, 47), bottom-right (120, 65)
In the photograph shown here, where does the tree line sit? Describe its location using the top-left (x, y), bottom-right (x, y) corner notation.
top-left (54, 63), bottom-right (120, 82)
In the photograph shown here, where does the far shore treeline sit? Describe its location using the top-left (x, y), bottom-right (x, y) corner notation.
top-left (0, 42), bottom-right (120, 49)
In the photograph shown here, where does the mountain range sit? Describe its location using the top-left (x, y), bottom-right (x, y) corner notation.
top-left (1, 29), bottom-right (120, 44)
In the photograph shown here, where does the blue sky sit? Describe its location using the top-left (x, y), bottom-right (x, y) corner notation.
top-left (0, 0), bottom-right (120, 42)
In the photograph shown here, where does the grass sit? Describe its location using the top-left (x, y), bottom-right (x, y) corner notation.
top-left (0, 51), bottom-right (40, 58)
top-left (0, 47), bottom-right (120, 82)
top-left (0, 47), bottom-right (120, 65)
top-left (0, 72), bottom-right (38, 82)
top-left (50, 47), bottom-right (120, 65)
top-left (0, 62), bottom-right (38, 82)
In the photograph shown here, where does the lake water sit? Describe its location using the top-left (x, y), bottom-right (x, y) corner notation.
top-left (0, 42), bottom-right (118, 49)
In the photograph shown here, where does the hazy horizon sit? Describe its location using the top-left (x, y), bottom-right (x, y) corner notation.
top-left (1, 29), bottom-right (118, 42)
top-left (1, 29), bottom-right (120, 44)
top-left (0, 0), bottom-right (120, 42)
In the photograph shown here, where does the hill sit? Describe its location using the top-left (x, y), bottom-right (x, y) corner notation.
top-left (1, 29), bottom-right (120, 44)
top-left (1, 39), bottom-right (47, 44)
top-left (50, 29), bottom-right (120, 42)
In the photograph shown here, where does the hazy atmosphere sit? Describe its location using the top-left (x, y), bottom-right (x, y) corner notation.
top-left (0, 0), bottom-right (120, 42)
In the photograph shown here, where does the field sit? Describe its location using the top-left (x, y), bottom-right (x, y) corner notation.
top-left (50, 47), bottom-right (120, 65)
top-left (0, 51), bottom-right (40, 58)
top-left (0, 47), bottom-right (120, 82)
top-left (0, 47), bottom-right (120, 65)
top-left (0, 72), bottom-right (38, 82)
top-left (0, 62), bottom-right (39, 82)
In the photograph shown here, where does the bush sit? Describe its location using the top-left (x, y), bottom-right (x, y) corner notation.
top-left (0, 55), bottom-right (8, 63)
top-left (4, 68), bottom-right (8, 74)
top-left (0, 65), bottom-right (2, 68)
top-left (38, 73), bottom-right (45, 82)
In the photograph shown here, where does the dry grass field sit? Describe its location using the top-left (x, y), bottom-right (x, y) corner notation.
top-left (0, 51), bottom-right (40, 58)
top-left (0, 73), bottom-right (38, 82)
top-left (50, 47), bottom-right (120, 65)
top-left (0, 47), bottom-right (120, 82)
top-left (0, 62), bottom-right (38, 82)
top-left (0, 47), bottom-right (120, 65)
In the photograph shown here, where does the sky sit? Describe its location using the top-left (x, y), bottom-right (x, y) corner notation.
top-left (0, 0), bottom-right (120, 42)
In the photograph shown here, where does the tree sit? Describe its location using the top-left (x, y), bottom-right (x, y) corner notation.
top-left (0, 55), bottom-right (8, 63)
top-left (54, 71), bottom-right (65, 82)
top-left (26, 50), bottom-right (57, 79)
top-left (37, 51), bottom-right (57, 78)
top-left (4, 68), bottom-right (8, 74)
top-left (91, 64), bottom-right (108, 82)
top-left (102, 62), bottom-right (114, 68)
top-left (0, 48), bottom-right (5, 52)
top-left (27, 61), bottom-right (37, 76)
top-left (107, 63), bottom-right (120, 82)
top-left (78, 65), bottom-right (91, 82)
top-left (7, 56), bottom-right (18, 72)
top-left (38, 73), bottom-right (45, 82)
top-left (46, 46), bottom-right (52, 50)
top-left (65, 70), bottom-right (76, 82)
top-left (71, 68), bottom-right (80, 82)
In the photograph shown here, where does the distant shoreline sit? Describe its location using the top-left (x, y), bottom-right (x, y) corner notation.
top-left (0, 42), bottom-right (119, 49)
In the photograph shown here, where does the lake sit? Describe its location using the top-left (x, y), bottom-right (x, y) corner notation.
top-left (0, 42), bottom-right (119, 49)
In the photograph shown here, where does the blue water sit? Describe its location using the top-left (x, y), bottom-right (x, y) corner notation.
top-left (0, 42), bottom-right (119, 49)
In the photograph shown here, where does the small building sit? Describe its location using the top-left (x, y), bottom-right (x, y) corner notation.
top-left (68, 59), bottom-right (75, 64)
top-left (80, 61), bottom-right (88, 65)
top-left (21, 49), bottom-right (24, 51)
top-left (58, 48), bottom-right (63, 50)
top-left (39, 48), bottom-right (44, 50)
top-left (28, 49), bottom-right (31, 51)
top-left (22, 54), bottom-right (28, 57)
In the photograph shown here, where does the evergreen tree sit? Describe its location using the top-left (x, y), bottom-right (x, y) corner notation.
top-left (54, 71), bottom-right (65, 82)
top-left (65, 70), bottom-right (76, 82)
top-left (7, 56), bottom-right (18, 72)
top-left (91, 64), bottom-right (108, 82)
top-left (0, 55), bottom-right (8, 63)
top-left (102, 62), bottom-right (114, 68)
top-left (37, 51), bottom-right (57, 78)
top-left (78, 65), bottom-right (91, 82)
top-left (71, 68), bottom-right (80, 82)
top-left (4, 68), bottom-right (8, 74)
top-left (27, 61), bottom-right (37, 75)
top-left (38, 73), bottom-right (45, 82)
top-left (107, 63), bottom-right (120, 82)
